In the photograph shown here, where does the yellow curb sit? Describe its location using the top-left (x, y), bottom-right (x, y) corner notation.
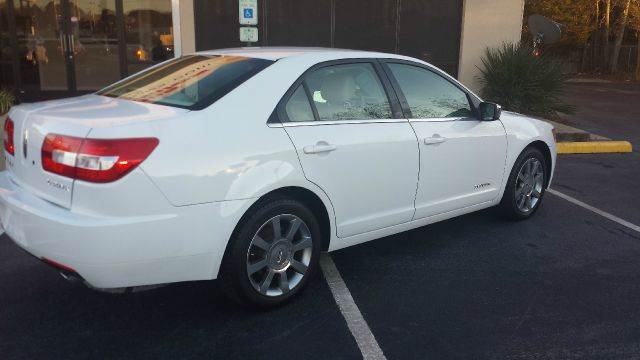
top-left (557, 141), bottom-right (633, 154)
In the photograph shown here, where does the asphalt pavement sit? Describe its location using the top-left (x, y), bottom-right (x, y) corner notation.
top-left (1, 81), bottom-right (639, 359)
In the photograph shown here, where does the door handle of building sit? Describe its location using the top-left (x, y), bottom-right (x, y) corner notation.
top-left (59, 33), bottom-right (67, 53)
top-left (68, 34), bottom-right (75, 54)
top-left (303, 144), bottom-right (337, 154)
top-left (424, 135), bottom-right (447, 145)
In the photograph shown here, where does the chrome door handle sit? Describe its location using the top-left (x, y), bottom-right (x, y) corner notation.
top-left (59, 33), bottom-right (67, 53)
top-left (424, 135), bottom-right (447, 145)
top-left (303, 144), bottom-right (337, 154)
top-left (69, 34), bottom-right (75, 54)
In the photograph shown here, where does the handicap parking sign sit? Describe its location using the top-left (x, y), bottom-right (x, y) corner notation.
top-left (239, 0), bottom-right (258, 25)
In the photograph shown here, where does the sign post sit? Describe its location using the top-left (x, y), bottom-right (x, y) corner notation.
top-left (239, 0), bottom-right (258, 46)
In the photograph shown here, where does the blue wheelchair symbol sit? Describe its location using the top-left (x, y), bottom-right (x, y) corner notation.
top-left (243, 8), bottom-right (253, 19)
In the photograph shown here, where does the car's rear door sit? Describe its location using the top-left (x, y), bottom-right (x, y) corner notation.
top-left (278, 60), bottom-right (419, 238)
top-left (382, 60), bottom-right (507, 219)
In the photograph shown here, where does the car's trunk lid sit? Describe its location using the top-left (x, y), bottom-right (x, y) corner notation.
top-left (5, 94), bottom-right (188, 209)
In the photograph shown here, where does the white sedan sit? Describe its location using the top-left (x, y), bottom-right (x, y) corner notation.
top-left (1, 48), bottom-right (555, 307)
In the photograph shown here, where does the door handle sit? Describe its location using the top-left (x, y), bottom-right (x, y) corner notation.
top-left (424, 135), bottom-right (447, 145)
top-left (303, 143), bottom-right (337, 154)
top-left (59, 33), bottom-right (67, 53)
top-left (68, 34), bottom-right (75, 55)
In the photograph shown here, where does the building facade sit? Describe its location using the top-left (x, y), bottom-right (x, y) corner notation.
top-left (0, 0), bottom-right (523, 102)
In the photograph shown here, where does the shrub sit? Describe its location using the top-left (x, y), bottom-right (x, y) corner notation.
top-left (0, 88), bottom-right (15, 115)
top-left (478, 42), bottom-right (574, 118)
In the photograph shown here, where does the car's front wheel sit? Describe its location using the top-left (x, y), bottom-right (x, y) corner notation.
top-left (221, 196), bottom-right (321, 308)
top-left (500, 147), bottom-right (548, 220)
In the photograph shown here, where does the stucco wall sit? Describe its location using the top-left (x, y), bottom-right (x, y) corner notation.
top-left (172, 0), bottom-right (196, 56)
top-left (458, 0), bottom-right (525, 95)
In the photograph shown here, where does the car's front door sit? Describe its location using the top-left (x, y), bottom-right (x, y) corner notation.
top-left (383, 61), bottom-right (507, 219)
top-left (279, 61), bottom-right (419, 238)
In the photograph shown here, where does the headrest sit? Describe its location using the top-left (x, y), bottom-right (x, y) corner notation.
top-left (320, 71), bottom-right (357, 104)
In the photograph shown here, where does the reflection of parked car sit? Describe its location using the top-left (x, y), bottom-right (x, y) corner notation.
top-left (1, 48), bottom-right (556, 308)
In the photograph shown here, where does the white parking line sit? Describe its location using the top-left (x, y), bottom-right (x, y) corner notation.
top-left (320, 254), bottom-right (387, 360)
top-left (548, 188), bottom-right (640, 234)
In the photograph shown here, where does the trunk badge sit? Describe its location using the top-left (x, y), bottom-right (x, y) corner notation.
top-left (22, 129), bottom-right (28, 159)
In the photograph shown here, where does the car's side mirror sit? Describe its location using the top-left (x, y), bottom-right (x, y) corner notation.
top-left (479, 102), bottom-right (502, 121)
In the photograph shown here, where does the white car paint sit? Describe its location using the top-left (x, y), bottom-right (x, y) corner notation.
top-left (0, 47), bottom-right (556, 290)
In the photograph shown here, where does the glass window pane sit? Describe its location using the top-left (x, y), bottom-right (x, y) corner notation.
top-left (14, 0), bottom-right (69, 93)
top-left (285, 85), bottom-right (314, 122)
top-left (124, 0), bottom-right (174, 75)
top-left (98, 55), bottom-right (273, 109)
top-left (389, 63), bottom-right (472, 119)
top-left (0, 0), bottom-right (14, 88)
top-left (70, 0), bottom-right (121, 91)
top-left (305, 63), bottom-right (391, 121)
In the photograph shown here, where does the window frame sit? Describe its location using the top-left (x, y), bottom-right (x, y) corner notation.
top-left (271, 58), bottom-right (405, 125)
top-left (379, 59), bottom-right (482, 121)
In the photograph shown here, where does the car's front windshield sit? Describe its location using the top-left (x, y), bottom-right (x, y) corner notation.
top-left (97, 55), bottom-right (273, 110)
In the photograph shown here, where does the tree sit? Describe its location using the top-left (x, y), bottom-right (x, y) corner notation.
top-left (610, 0), bottom-right (633, 72)
top-left (525, 0), bottom-right (596, 56)
top-left (603, 0), bottom-right (612, 68)
top-left (628, 1), bottom-right (640, 79)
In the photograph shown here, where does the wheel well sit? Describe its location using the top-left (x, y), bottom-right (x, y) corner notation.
top-left (241, 187), bottom-right (332, 251)
top-left (528, 140), bottom-right (552, 188)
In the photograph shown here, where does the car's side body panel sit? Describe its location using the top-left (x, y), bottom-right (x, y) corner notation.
top-left (410, 119), bottom-right (508, 219)
top-left (497, 112), bottom-right (557, 193)
top-left (283, 121), bottom-right (419, 238)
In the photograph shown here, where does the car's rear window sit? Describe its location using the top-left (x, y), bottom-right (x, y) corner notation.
top-left (97, 55), bottom-right (273, 110)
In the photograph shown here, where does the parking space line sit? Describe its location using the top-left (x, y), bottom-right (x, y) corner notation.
top-left (320, 254), bottom-right (387, 360)
top-left (548, 188), bottom-right (640, 234)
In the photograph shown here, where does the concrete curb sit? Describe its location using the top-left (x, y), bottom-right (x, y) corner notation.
top-left (557, 141), bottom-right (633, 154)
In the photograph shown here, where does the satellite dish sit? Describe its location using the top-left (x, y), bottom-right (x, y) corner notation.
top-left (528, 14), bottom-right (562, 45)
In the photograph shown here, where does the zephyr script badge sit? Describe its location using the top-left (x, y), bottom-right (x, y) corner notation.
top-left (474, 183), bottom-right (491, 189)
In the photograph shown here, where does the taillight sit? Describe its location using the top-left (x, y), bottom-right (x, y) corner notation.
top-left (42, 134), bottom-right (159, 183)
top-left (3, 117), bottom-right (14, 155)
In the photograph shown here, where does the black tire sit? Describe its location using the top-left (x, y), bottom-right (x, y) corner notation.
top-left (220, 196), bottom-right (322, 308)
top-left (499, 147), bottom-right (548, 220)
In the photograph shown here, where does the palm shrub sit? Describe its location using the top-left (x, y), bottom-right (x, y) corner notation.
top-left (0, 88), bottom-right (15, 115)
top-left (478, 42), bottom-right (574, 118)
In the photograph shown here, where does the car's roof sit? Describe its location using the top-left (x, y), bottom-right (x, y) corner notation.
top-left (195, 47), bottom-right (405, 61)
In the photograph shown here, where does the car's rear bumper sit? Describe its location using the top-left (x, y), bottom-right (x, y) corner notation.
top-left (0, 171), bottom-right (250, 289)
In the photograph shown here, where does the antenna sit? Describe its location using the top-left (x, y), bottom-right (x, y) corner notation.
top-left (528, 14), bottom-right (562, 56)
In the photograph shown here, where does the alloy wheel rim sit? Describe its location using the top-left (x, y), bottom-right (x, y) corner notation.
top-left (515, 158), bottom-right (544, 213)
top-left (246, 214), bottom-right (313, 297)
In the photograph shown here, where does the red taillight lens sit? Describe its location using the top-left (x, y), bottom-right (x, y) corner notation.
top-left (42, 134), bottom-right (159, 183)
top-left (3, 117), bottom-right (14, 155)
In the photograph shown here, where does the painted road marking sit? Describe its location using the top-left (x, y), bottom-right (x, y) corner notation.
top-left (320, 254), bottom-right (387, 360)
top-left (549, 188), bottom-right (640, 234)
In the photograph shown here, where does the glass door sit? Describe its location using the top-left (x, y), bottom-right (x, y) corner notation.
top-left (69, 0), bottom-right (121, 91)
top-left (6, 0), bottom-right (175, 101)
top-left (14, 0), bottom-right (74, 99)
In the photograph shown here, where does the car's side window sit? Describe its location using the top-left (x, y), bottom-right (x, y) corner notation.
top-left (284, 85), bottom-right (315, 122)
top-left (304, 63), bottom-right (392, 121)
top-left (388, 63), bottom-right (473, 119)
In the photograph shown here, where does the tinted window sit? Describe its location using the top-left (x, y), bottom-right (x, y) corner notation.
top-left (285, 85), bottom-right (315, 122)
top-left (305, 63), bottom-right (392, 121)
top-left (388, 63), bottom-right (472, 119)
top-left (97, 55), bottom-right (273, 110)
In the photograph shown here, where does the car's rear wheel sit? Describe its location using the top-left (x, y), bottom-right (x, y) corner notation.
top-left (221, 197), bottom-right (321, 308)
top-left (500, 147), bottom-right (547, 220)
